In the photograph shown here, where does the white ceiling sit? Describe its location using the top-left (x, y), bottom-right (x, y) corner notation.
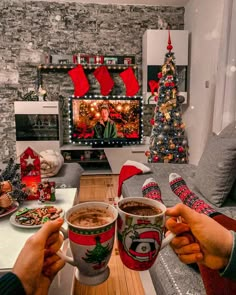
top-left (25, 0), bottom-right (190, 6)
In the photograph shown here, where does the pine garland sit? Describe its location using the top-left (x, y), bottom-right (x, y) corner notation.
top-left (0, 158), bottom-right (28, 203)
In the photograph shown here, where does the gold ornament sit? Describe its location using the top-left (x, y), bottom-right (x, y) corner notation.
top-left (168, 154), bottom-right (173, 160)
top-left (164, 156), bottom-right (169, 163)
top-left (172, 88), bottom-right (177, 99)
top-left (165, 112), bottom-right (171, 121)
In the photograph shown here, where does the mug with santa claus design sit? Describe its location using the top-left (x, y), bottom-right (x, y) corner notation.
top-left (116, 197), bottom-right (175, 271)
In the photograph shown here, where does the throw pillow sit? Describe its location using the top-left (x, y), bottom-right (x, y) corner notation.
top-left (40, 150), bottom-right (64, 178)
top-left (194, 136), bottom-right (236, 207)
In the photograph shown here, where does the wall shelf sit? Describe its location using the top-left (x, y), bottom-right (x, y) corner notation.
top-left (37, 64), bottom-right (138, 70)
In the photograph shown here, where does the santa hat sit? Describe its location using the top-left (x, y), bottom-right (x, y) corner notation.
top-left (117, 160), bottom-right (151, 197)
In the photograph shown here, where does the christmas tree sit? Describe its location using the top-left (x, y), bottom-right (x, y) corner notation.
top-left (146, 31), bottom-right (188, 164)
top-left (82, 236), bottom-right (112, 269)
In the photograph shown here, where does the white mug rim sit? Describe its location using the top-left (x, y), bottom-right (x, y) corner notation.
top-left (117, 197), bottom-right (166, 218)
top-left (65, 201), bottom-right (118, 230)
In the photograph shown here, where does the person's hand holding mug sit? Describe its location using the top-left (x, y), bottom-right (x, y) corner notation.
top-left (12, 218), bottom-right (65, 295)
top-left (57, 202), bottom-right (118, 286)
top-left (166, 204), bottom-right (233, 270)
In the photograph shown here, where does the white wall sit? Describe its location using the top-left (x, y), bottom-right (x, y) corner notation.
top-left (184, 0), bottom-right (224, 165)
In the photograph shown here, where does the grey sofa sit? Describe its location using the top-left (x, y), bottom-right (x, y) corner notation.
top-left (121, 121), bottom-right (236, 294)
top-left (42, 162), bottom-right (84, 204)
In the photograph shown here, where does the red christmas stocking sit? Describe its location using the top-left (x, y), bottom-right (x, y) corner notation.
top-left (93, 65), bottom-right (114, 96)
top-left (119, 67), bottom-right (140, 96)
top-left (68, 65), bottom-right (89, 97)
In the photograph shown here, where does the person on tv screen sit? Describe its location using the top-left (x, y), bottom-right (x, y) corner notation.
top-left (94, 105), bottom-right (117, 139)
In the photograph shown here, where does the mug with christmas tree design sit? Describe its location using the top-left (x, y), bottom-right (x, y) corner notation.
top-left (57, 202), bottom-right (118, 285)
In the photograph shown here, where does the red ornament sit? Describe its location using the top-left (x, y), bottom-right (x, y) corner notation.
top-left (150, 118), bottom-right (155, 126)
top-left (153, 155), bottom-right (159, 162)
top-left (178, 146), bottom-right (185, 153)
top-left (167, 30), bottom-right (173, 52)
top-left (145, 150), bottom-right (151, 157)
top-left (158, 72), bottom-right (162, 79)
top-left (154, 95), bottom-right (158, 102)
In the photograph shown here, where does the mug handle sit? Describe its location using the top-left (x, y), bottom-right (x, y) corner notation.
top-left (160, 216), bottom-right (181, 250)
top-left (56, 227), bottom-right (76, 266)
top-left (160, 232), bottom-right (176, 249)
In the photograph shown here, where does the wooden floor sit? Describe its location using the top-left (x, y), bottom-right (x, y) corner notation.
top-left (73, 174), bottom-right (145, 295)
top-left (79, 174), bottom-right (118, 204)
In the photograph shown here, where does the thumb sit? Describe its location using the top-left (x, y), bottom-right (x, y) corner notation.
top-left (166, 203), bottom-right (199, 224)
top-left (35, 218), bottom-right (64, 244)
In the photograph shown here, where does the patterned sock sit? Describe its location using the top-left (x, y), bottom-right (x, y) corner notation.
top-left (169, 173), bottom-right (218, 217)
top-left (142, 178), bottom-right (163, 203)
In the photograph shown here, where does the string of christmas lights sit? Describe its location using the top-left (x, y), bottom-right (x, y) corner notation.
top-left (68, 95), bottom-right (144, 146)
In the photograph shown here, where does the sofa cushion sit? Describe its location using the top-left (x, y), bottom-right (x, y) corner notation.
top-left (42, 163), bottom-right (84, 190)
top-left (194, 136), bottom-right (236, 207)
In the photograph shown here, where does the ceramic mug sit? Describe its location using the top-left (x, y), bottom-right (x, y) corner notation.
top-left (57, 202), bottom-right (118, 285)
top-left (116, 197), bottom-right (175, 271)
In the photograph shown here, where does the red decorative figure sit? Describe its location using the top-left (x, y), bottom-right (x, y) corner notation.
top-left (20, 147), bottom-right (41, 200)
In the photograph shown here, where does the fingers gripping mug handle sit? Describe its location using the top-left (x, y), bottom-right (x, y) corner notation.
top-left (56, 227), bottom-right (76, 266)
top-left (161, 216), bottom-right (181, 250)
top-left (161, 232), bottom-right (176, 249)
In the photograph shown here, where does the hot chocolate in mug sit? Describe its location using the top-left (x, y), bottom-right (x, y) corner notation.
top-left (57, 202), bottom-right (118, 285)
top-left (116, 197), bottom-right (175, 271)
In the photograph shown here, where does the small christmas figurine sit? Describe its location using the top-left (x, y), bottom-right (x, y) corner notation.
top-left (38, 180), bottom-right (56, 203)
top-left (38, 85), bottom-right (47, 101)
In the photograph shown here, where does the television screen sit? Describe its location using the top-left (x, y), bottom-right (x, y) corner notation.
top-left (68, 96), bottom-right (143, 146)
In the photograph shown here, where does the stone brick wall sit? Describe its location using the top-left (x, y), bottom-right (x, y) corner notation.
top-left (0, 0), bottom-right (184, 161)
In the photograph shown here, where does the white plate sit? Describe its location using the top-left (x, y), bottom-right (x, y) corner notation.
top-left (0, 201), bottom-right (19, 218)
top-left (10, 206), bottom-right (64, 229)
